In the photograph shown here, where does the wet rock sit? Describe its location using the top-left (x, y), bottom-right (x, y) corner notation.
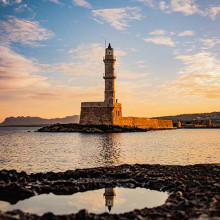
top-left (37, 123), bottom-right (148, 133)
top-left (0, 183), bottom-right (34, 204)
top-left (0, 164), bottom-right (219, 219)
top-left (42, 212), bottom-right (57, 220)
top-left (76, 209), bottom-right (90, 219)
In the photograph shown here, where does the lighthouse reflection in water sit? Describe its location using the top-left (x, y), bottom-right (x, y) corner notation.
top-left (104, 188), bottom-right (116, 212)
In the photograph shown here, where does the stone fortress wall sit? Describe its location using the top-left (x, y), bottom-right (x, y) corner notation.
top-left (114, 117), bottom-right (173, 130)
top-left (80, 105), bottom-right (172, 129)
top-left (80, 44), bottom-right (173, 130)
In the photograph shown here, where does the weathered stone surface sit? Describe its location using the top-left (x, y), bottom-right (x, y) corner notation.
top-left (116, 117), bottom-right (173, 130)
top-left (0, 164), bottom-right (219, 219)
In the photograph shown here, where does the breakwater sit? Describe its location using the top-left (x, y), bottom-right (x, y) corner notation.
top-left (37, 123), bottom-right (148, 133)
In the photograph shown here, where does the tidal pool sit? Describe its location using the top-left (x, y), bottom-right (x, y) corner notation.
top-left (0, 187), bottom-right (168, 215)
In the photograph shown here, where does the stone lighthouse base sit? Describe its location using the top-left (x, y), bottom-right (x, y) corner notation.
top-left (79, 102), bottom-right (173, 130)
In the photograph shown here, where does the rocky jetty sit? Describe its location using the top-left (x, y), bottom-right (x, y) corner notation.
top-left (0, 164), bottom-right (219, 219)
top-left (37, 123), bottom-right (148, 133)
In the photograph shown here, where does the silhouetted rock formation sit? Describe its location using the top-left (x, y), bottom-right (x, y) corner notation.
top-left (0, 115), bottom-right (80, 126)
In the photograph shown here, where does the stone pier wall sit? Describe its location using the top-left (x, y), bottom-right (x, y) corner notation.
top-left (115, 117), bottom-right (173, 129)
top-left (80, 102), bottom-right (173, 129)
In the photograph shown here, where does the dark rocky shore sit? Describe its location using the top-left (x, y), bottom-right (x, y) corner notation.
top-left (37, 123), bottom-right (148, 133)
top-left (0, 164), bottom-right (219, 219)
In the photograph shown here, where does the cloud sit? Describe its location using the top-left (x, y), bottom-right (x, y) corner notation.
top-left (0, 16), bottom-right (54, 47)
top-left (165, 52), bottom-right (220, 99)
top-left (72, 0), bottom-right (91, 9)
top-left (178, 30), bottom-right (195, 37)
top-left (47, 0), bottom-right (63, 5)
top-left (14, 3), bottom-right (33, 14)
top-left (159, 1), bottom-right (169, 11)
top-left (134, 0), bottom-right (220, 20)
top-left (149, 29), bottom-right (167, 35)
top-left (56, 43), bottom-right (105, 76)
top-left (206, 6), bottom-right (220, 20)
top-left (137, 0), bottom-right (201, 15)
top-left (144, 36), bottom-right (175, 47)
top-left (92, 7), bottom-right (142, 30)
top-left (0, 45), bottom-right (49, 92)
top-left (170, 0), bottom-right (200, 15)
top-left (0, 45), bottom-right (104, 102)
top-left (0, 0), bottom-right (21, 4)
top-left (134, 0), bottom-right (155, 8)
top-left (199, 38), bottom-right (220, 48)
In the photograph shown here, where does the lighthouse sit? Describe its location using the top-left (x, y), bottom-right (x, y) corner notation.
top-left (79, 43), bottom-right (173, 129)
top-left (103, 43), bottom-right (116, 105)
top-left (80, 43), bottom-right (122, 125)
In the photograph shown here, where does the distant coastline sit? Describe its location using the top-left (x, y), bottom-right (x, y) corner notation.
top-left (155, 111), bottom-right (220, 123)
top-left (0, 124), bottom-right (49, 127)
top-left (1, 111), bottom-right (220, 127)
top-left (0, 115), bottom-right (80, 127)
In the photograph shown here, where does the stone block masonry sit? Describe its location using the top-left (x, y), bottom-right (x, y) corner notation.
top-left (80, 102), bottom-right (122, 125)
top-left (80, 43), bottom-right (173, 130)
top-left (118, 117), bottom-right (173, 130)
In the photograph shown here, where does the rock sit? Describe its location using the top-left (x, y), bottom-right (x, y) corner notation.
top-left (76, 209), bottom-right (90, 219)
top-left (0, 164), bottom-right (219, 219)
top-left (37, 123), bottom-right (148, 133)
top-left (0, 183), bottom-right (34, 204)
top-left (42, 212), bottom-right (57, 219)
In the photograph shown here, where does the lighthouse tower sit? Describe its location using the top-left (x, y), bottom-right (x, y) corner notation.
top-left (104, 43), bottom-right (116, 105)
top-left (80, 43), bottom-right (122, 125)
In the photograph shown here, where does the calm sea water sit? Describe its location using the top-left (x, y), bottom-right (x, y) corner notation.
top-left (0, 127), bottom-right (219, 173)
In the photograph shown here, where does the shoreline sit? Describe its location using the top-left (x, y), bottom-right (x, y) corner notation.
top-left (1, 125), bottom-right (220, 130)
top-left (0, 163), bottom-right (219, 219)
top-left (37, 124), bottom-right (149, 133)
top-left (37, 123), bottom-right (176, 133)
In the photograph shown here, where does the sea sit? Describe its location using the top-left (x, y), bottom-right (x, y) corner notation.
top-left (0, 127), bottom-right (219, 173)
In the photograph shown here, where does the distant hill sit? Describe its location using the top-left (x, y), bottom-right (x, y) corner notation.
top-left (0, 115), bottom-right (80, 126)
top-left (155, 112), bottom-right (220, 124)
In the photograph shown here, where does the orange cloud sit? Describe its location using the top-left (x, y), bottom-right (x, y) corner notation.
top-left (165, 52), bottom-right (220, 99)
top-left (0, 45), bottom-right (49, 92)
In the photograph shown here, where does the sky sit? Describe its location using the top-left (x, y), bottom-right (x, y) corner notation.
top-left (0, 0), bottom-right (220, 122)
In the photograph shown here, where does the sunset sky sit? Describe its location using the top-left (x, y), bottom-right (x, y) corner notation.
top-left (0, 0), bottom-right (220, 122)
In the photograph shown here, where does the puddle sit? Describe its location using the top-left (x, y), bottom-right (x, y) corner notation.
top-left (0, 187), bottom-right (168, 215)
